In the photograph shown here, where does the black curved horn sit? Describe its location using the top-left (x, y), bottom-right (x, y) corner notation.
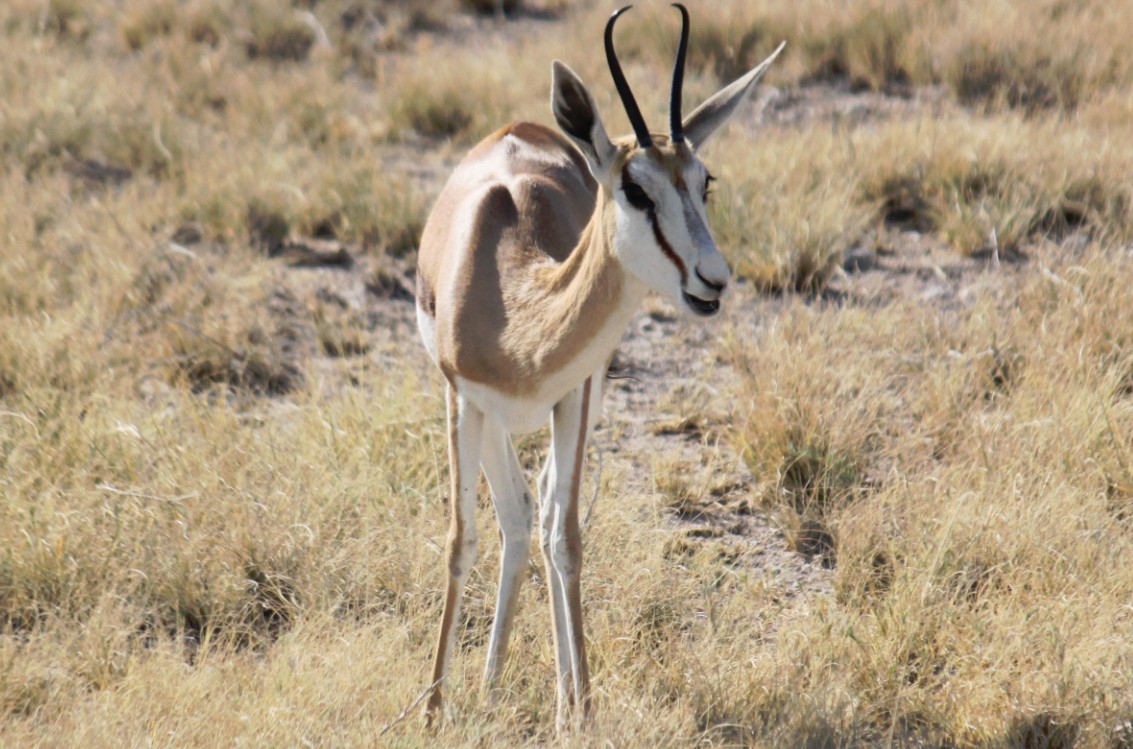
top-left (669, 3), bottom-right (690, 143)
top-left (605, 6), bottom-right (653, 148)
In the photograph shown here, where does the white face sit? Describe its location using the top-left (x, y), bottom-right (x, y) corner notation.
top-left (611, 147), bottom-right (732, 317)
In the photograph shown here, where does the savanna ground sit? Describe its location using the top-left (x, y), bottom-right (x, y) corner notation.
top-left (3, 0), bottom-right (1133, 746)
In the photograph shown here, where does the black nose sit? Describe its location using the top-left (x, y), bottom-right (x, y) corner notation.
top-left (695, 268), bottom-right (726, 293)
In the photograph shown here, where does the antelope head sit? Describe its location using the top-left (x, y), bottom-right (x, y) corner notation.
top-left (551, 4), bottom-right (783, 317)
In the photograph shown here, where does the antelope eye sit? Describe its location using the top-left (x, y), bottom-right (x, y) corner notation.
top-left (703, 174), bottom-right (716, 202)
top-left (622, 181), bottom-right (655, 212)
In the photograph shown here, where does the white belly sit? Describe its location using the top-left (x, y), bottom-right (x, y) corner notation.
top-left (454, 378), bottom-right (558, 434)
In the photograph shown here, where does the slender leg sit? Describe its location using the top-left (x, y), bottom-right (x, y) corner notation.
top-left (480, 418), bottom-right (535, 692)
top-left (538, 446), bottom-right (572, 717)
top-left (425, 385), bottom-right (485, 724)
top-left (541, 371), bottom-right (603, 728)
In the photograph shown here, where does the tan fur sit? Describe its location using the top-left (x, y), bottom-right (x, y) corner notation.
top-left (418, 123), bottom-right (634, 396)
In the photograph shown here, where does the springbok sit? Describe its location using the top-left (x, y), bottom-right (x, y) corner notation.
top-left (415, 4), bottom-right (783, 726)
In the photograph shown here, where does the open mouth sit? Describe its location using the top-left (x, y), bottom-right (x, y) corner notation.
top-left (682, 290), bottom-right (721, 317)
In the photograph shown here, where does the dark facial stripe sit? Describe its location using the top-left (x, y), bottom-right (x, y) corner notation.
top-left (648, 209), bottom-right (687, 285)
top-left (621, 164), bottom-right (688, 285)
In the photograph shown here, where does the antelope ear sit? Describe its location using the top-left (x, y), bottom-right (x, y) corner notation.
top-left (682, 41), bottom-right (785, 150)
top-left (551, 61), bottom-right (617, 179)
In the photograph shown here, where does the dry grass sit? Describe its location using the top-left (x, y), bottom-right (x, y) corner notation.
top-left (703, 105), bottom-right (1133, 289)
top-left (4, 0), bottom-right (1133, 745)
top-left (725, 245), bottom-right (1133, 744)
top-left (613, 0), bottom-right (1133, 109)
top-left (855, 113), bottom-right (1133, 256)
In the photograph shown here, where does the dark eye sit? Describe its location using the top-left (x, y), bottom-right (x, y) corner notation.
top-left (702, 174), bottom-right (716, 202)
top-left (622, 180), bottom-right (655, 212)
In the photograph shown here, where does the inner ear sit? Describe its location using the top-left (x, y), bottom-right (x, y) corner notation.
top-left (554, 73), bottom-right (594, 142)
top-left (551, 61), bottom-right (617, 176)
